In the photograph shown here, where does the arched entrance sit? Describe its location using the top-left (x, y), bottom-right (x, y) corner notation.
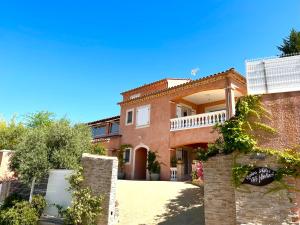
top-left (134, 148), bottom-right (147, 180)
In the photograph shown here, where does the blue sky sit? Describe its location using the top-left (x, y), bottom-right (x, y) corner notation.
top-left (0, 0), bottom-right (299, 123)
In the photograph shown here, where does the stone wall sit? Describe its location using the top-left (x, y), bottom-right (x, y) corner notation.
top-left (203, 154), bottom-right (236, 225)
top-left (203, 91), bottom-right (300, 225)
top-left (203, 154), bottom-right (299, 225)
top-left (235, 154), bottom-right (298, 225)
top-left (81, 154), bottom-right (118, 225)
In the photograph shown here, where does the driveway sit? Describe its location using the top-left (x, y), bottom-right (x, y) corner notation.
top-left (116, 180), bottom-right (204, 225)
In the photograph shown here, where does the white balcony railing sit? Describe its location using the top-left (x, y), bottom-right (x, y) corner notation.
top-left (246, 54), bottom-right (300, 95)
top-left (170, 167), bottom-right (177, 181)
top-left (170, 110), bottom-right (226, 131)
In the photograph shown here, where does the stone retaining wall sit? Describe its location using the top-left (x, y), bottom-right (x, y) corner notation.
top-left (81, 154), bottom-right (118, 225)
top-left (203, 154), bottom-right (236, 225)
top-left (203, 92), bottom-right (300, 225)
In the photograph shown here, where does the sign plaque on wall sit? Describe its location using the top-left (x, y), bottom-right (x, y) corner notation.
top-left (243, 167), bottom-right (276, 186)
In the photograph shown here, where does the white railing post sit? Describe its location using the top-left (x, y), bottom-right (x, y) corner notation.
top-left (170, 110), bottom-right (227, 131)
top-left (170, 167), bottom-right (177, 181)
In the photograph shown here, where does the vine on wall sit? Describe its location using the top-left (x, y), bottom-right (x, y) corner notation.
top-left (197, 95), bottom-right (300, 192)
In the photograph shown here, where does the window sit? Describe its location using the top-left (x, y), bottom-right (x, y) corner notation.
top-left (130, 93), bottom-right (141, 99)
top-left (123, 148), bottom-right (131, 164)
top-left (92, 126), bottom-right (106, 138)
top-left (109, 122), bottom-right (119, 134)
top-left (126, 109), bottom-right (134, 125)
top-left (136, 105), bottom-right (150, 127)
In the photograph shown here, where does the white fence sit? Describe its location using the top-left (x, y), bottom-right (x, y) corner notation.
top-left (246, 54), bottom-right (300, 95)
top-left (170, 110), bottom-right (226, 131)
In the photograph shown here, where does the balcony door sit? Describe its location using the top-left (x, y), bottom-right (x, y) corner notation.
top-left (176, 104), bottom-right (196, 118)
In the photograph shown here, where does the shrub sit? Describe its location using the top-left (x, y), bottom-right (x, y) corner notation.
top-left (31, 195), bottom-right (47, 217)
top-left (0, 201), bottom-right (39, 225)
top-left (147, 151), bottom-right (161, 175)
top-left (59, 169), bottom-right (103, 225)
top-left (0, 193), bottom-right (26, 210)
top-left (92, 143), bottom-right (106, 155)
top-left (62, 187), bottom-right (103, 225)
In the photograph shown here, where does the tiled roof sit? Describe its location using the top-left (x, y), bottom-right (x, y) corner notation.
top-left (121, 78), bottom-right (192, 95)
top-left (87, 116), bottom-right (120, 126)
top-left (119, 68), bottom-right (246, 105)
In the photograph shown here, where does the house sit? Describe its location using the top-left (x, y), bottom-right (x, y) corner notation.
top-left (87, 116), bottom-right (121, 157)
top-left (88, 68), bottom-right (247, 180)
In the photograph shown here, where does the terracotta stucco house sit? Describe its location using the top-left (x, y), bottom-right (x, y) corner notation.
top-left (88, 68), bottom-right (247, 180)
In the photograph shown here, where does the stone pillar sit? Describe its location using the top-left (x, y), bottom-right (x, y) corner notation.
top-left (225, 82), bottom-right (236, 119)
top-left (176, 160), bottom-right (184, 181)
top-left (203, 154), bottom-right (236, 225)
top-left (81, 154), bottom-right (118, 225)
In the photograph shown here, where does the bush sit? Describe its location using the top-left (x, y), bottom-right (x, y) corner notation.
top-left (58, 169), bottom-right (103, 225)
top-left (62, 187), bottom-right (103, 225)
top-left (92, 143), bottom-right (106, 155)
top-left (31, 195), bottom-right (47, 217)
top-left (147, 151), bottom-right (161, 174)
top-left (0, 193), bottom-right (26, 210)
top-left (0, 201), bottom-right (39, 225)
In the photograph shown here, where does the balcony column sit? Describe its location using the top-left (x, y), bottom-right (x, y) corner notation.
top-left (225, 83), bottom-right (236, 119)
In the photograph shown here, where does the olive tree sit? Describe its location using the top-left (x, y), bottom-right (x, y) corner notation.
top-left (10, 118), bottom-right (93, 201)
top-left (0, 117), bottom-right (26, 150)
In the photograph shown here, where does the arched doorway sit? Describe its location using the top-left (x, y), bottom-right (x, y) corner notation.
top-left (134, 148), bottom-right (147, 180)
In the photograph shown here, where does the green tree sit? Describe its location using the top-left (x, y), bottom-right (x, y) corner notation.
top-left (278, 29), bottom-right (300, 55)
top-left (10, 119), bottom-right (93, 185)
top-left (0, 117), bottom-right (26, 150)
top-left (25, 111), bottom-right (55, 128)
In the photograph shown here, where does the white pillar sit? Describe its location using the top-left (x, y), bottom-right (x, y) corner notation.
top-left (225, 84), bottom-right (236, 119)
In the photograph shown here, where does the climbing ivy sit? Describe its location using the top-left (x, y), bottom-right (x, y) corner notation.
top-left (197, 95), bottom-right (300, 191)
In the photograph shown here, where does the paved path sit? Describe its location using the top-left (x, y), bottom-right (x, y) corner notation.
top-left (116, 180), bottom-right (204, 225)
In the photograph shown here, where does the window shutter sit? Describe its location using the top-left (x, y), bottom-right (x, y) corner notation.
top-left (136, 105), bottom-right (150, 127)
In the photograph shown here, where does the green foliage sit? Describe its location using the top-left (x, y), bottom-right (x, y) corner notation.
top-left (10, 127), bottom-right (50, 184)
top-left (59, 168), bottom-right (103, 225)
top-left (147, 151), bottom-right (161, 174)
top-left (0, 194), bottom-right (46, 225)
top-left (195, 139), bottom-right (223, 161)
top-left (10, 119), bottom-right (93, 184)
top-left (31, 195), bottom-right (47, 217)
top-left (278, 28), bottom-right (300, 55)
top-left (0, 117), bottom-right (26, 150)
top-left (0, 193), bottom-right (26, 210)
top-left (92, 143), bottom-right (107, 155)
top-left (0, 201), bottom-right (39, 225)
top-left (198, 95), bottom-right (300, 191)
top-left (191, 170), bottom-right (198, 180)
top-left (232, 163), bottom-right (254, 188)
top-left (25, 111), bottom-right (55, 128)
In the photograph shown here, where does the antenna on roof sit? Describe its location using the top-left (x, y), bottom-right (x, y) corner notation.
top-left (191, 67), bottom-right (199, 76)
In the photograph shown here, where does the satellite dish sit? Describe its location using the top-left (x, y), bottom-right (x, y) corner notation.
top-left (191, 68), bottom-right (199, 76)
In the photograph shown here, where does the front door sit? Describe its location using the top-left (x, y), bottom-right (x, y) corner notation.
top-left (134, 148), bottom-right (147, 180)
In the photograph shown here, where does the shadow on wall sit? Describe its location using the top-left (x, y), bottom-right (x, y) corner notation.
top-left (155, 186), bottom-right (205, 225)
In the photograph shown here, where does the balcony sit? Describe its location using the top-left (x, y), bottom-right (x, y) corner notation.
top-left (170, 110), bottom-right (226, 131)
